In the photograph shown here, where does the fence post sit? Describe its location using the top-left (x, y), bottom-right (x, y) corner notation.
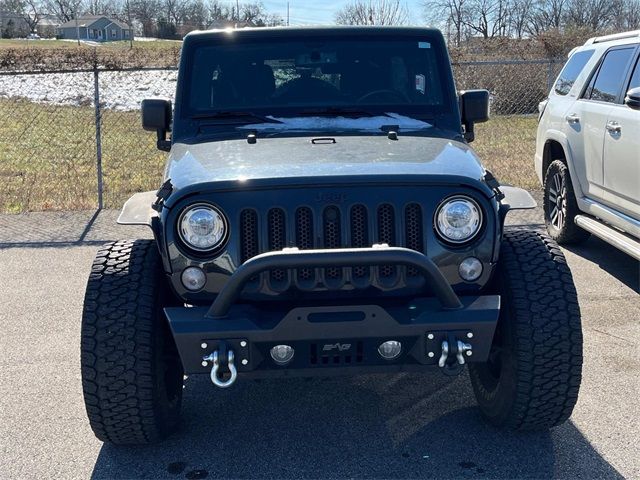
top-left (93, 67), bottom-right (104, 210)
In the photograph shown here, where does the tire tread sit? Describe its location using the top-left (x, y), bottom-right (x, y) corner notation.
top-left (81, 239), bottom-right (180, 445)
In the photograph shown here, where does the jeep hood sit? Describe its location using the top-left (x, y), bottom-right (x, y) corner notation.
top-left (165, 135), bottom-right (486, 191)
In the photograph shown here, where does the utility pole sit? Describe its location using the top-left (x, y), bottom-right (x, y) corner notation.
top-left (236, 0), bottom-right (239, 21)
top-left (287, 2), bottom-right (289, 26)
top-left (126, 0), bottom-right (133, 49)
top-left (75, 9), bottom-right (80, 46)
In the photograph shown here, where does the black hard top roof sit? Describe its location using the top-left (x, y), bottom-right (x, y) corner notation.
top-left (184, 25), bottom-right (444, 42)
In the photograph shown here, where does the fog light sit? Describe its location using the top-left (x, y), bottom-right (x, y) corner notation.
top-left (181, 267), bottom-right (206, 291)
top-left (378, 340), bottom-right (402, 360)
top-left (459, 257), bottom-right (483, 282)
top-left (270, 345), bottom-right (294, 365)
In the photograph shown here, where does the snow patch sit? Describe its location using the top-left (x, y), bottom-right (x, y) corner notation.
top-left (0, 70), bottom-right (177, 111)
top-left (237, 113), bottom-right (432, 131)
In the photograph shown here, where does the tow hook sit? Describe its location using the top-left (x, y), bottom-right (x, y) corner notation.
top-left (438, 338), bottom-right (473, 376)
top-left (203, 349), bottom-right (238, 388)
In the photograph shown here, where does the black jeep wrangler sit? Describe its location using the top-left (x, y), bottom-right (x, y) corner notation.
top-left (81, 26), bottom-right (583, 445)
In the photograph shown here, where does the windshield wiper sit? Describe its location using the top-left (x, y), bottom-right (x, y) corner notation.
top-left (296, 107), bottom-right (392, 118)
top-left (192, 111), bottom-right (283, 124)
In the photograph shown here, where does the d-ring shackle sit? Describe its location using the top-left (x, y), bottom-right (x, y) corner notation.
top-left (203, 349), bottom-right (237, 388)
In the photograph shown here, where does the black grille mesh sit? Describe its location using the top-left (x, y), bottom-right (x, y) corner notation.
top-left (350, 204), bottom-right (369, 279)
top-left (323, 206), bottom-right (342, 280)
top-left (295, 207), bottom-right (314, 282)
top-left (377, 204), bottom-right (396, 278)
top-left (268, 208), bottom-right (286, 282)
top-left (405, 203), bottom-right (424, 277)
top-left (240, 209), bottom-right (259, 263)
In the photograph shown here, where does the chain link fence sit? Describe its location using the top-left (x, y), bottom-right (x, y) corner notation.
top-left (0, 59), bottom-right (564, 213)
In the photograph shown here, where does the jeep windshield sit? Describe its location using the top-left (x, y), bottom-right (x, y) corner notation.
top-left (180, 32), bottom-right (456, 130)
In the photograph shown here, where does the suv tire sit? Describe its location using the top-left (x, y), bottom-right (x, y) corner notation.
top-left (468, 229), bottom-right (583, 430)
top-left (543, 160), bottom-right (590, 244)
top-left (81, 240), bottom-right (183, 445)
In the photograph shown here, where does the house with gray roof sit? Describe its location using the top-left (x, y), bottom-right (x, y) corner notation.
top-left (57, 15), bottom-right (132, 42)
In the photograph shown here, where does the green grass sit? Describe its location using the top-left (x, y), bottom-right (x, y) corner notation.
top-left (0, 98), bottom-right (165, 213)
top-left (0, 98), bottom-right (540, 213)
top-left (474, 115), bottom-right (540, 190)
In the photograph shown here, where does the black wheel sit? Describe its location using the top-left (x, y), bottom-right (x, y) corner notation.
top-left (81, 240), bottom-right (184, 445)
top-left (468, 229), bottom-right (583, 430)
top-left (543, 160), bottom-right (590, 244)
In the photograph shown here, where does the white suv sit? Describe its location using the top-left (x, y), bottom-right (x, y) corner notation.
top-left (536, 30), bottom-right (640, 259)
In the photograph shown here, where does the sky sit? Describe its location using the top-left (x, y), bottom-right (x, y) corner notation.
top-left (260, 0), bottom-right (426, 26)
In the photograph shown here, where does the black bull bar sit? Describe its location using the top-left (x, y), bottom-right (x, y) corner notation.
top-left (165, 246), bottom-right (500, 377)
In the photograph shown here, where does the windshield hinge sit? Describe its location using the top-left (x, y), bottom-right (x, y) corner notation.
top-left (152, 179), bottom-right (173, 212)
top-left (483, 171), bottom-right (505, 201)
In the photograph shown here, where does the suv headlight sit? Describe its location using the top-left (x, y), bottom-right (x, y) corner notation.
top-left (435, 196), bottom-right (482, 244)
top-left (178, 204), bottom-right (228, 252)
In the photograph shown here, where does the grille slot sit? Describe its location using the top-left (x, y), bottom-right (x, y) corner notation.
top-left (377, 204), bottom-right (396, 279)
top-left (240, 209), bottom-right (259, 263)
top-left (405, 203), bottom-right (424, 277)
top-left (295, 207), bottom-right (314, 282)
top-left (350, 204), bottom-right (369, 279)
top-left (323, 206), bottom-right (342, 280)
top-left (268, 208), bottom-right (286, 283)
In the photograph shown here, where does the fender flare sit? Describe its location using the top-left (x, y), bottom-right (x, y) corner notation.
top-left (499, 186), bottom-right (537, 211)
top-left (117, 191), bottom-right (158, 228)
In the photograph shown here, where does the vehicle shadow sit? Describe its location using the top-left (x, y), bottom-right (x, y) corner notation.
top-left (0, 209), bottom-right (151, 249)
top-left (563, 235), bottom-right (640, 293)
top-left (91, 372), bottom-right (622, 479)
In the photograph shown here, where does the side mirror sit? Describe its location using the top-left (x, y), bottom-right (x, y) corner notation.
top-left (459, 89), bottom-right (490, 142)
top-left (142, 98), bottom-right (172, 151)
top-left (625, 87), bottom-right (640, 110)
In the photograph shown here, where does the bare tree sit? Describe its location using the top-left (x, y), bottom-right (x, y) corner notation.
top-left (239, 2), bottom-right (283, 26)
top-left (610, 0), bottom-right (640, 31)
top-left (130, 0), bottom-right (159, 36)
top-left (461, 0), bottom-right (510, 38)
top-left (1, 0), bottom-right (42, 32)
top-left (183, 0), bottom-right (207, 28)
top-left (509, 0), bottom-right (534, 38)
top-left (163, 0), bottom-right (188, 26)
top-left (526, 0), bottom-right (565, 35)
top-left (563, 0), bottom-right (616, 30)
top-left (423, 0), bottom-right (468, 45)
top-left (205, 1), bottom-right (283, 28)
top-left (86, 0), bottom-right (121, 15)
top-left (207, 0), bottom-right (229, 22)
top-left (43, 0), bottom-right (79, 22)
top-left (335, 0), bottom-right (409, 25)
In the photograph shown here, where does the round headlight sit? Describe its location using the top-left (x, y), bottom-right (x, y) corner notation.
top-left (435, 196), bottom-right (482, 244)
top-left (178, 204), bottom-right (227, 252)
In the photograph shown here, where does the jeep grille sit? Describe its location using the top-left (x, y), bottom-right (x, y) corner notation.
top-left (239, 203), bottom-right (425, 290)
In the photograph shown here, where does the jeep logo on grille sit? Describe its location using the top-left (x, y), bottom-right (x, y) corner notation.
top-left (323, 342), bottom-right (352, 352)
top-left (315, 193), bottom-right (347, 204)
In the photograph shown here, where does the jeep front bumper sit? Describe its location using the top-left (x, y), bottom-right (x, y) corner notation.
top-left (164, 246), bottom-right (500, 382)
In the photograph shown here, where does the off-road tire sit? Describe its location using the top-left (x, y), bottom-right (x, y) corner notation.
top-left (543, 160), bottom-right (590, 244)
top-left (468, 229), bottom-right (583, 430)
top-left (81, 240), bottom-right (184, 445)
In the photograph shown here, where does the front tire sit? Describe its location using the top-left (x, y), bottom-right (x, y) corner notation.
top-left (468, 230), bottom-right (583, 430)
top-left (543, 160), bottom-right (590, 244)
top-left (81, 240), bottom-right (184, 445)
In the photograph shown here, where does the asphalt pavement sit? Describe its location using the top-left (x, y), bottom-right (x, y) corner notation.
top-left (0, 203), bottom-right (638, 479)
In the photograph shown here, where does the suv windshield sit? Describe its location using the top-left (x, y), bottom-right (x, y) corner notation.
top-left (183, 35), bottom-right (450, 119)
